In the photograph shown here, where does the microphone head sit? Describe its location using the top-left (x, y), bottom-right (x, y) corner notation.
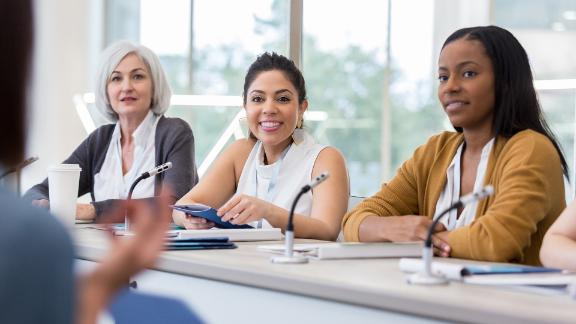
top-left (156, 162), bottom-right (173, 174)
top-left (427, 185), bottom-right (495, 249)
top-left (16, 156), bottom-right (39, 170)
top-left (309, 171), bottom-right (330, 189)
top-left (21, 156), bottom-right (39, 167)
top-left (480, 185), bottom-right (494, 197)
top-left (475, 185), bottom-right (494, 200)
top-left (144, 162), bottom-right (173, 178)
top-left (460, 185), bottom-right (495, 206)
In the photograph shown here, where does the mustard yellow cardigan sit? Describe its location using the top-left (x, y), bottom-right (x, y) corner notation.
top-left (343, 130), bottom-right (566, 265)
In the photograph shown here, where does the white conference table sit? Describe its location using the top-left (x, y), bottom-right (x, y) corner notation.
top-left (73, 226), bottom-right (575, 324)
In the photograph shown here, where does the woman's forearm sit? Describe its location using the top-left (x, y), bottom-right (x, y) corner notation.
top-left (266, 205), bottom-right (339, 241)
top-left (358, 215), bottom-right (391, 242)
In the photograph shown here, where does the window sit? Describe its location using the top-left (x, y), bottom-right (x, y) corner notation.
top-left (103, 0), bottom-right (288, 166)
top-left (302, 1), bottom-right (389, 195)
top-left (101, 0), bottom-right (576, 196)
top-left (495, 0), bottom-right (576, 193)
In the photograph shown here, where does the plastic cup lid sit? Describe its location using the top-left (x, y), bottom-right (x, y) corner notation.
top-left (48, 164), bottom-right (82, 171)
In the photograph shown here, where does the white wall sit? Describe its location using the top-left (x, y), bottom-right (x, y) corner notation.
top-left (21, 0), bottom-right (103, 193)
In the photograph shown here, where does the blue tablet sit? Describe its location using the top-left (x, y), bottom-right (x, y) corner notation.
top-left (170, 204), bottom-right (253, 229)
top-left (164, 241), bottom-right (237, 251)
top-left (464, 265), bottom-right (562, 275)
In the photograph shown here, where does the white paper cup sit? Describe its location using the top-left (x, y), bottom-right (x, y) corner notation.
top-left (48, 164), bottom-right (81, 228)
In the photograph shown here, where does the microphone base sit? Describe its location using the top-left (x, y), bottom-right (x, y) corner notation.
top-left (568, 283), bottom-right (576, 299)
top-left (407, 272), bottom-right (449, 285)
top-left (271, 255), bottom-right (309, 264)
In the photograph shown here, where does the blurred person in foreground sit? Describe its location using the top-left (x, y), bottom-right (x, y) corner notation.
top-left (0, 1), bottom-right (170, 323)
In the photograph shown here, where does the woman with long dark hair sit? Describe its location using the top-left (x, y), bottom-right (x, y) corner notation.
top-left (343, 26), bottom-right (567, 265)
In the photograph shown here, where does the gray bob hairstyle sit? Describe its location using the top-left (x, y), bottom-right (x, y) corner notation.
top-left (95, 41), bottom-right (172, 122)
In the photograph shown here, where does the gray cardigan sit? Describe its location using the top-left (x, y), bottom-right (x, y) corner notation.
top-left (23, 116), bottom-right (198, 218)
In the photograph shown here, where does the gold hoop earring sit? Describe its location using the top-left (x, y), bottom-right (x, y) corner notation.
top-left (292, 118), bottom-right (305, 145)
top-left (296, 119), bottom-right (303, 129)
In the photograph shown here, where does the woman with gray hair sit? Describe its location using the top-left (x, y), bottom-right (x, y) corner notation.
top-left (24, 41), bottom-right (198, 220)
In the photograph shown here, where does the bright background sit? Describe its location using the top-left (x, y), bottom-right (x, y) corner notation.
top-left (22, 0), bottom-right (576, 198)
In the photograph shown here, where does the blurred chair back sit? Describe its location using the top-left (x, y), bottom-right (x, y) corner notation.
top-left (348, 195), bottom-right (364, 212)
top-left (337, 195), bottom-right (366, 242)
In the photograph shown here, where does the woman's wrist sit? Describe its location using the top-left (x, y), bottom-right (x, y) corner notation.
top-left (77, 203), bottom-right (96, 220)
top-left (376, 216), bottom-right (397, 241)
top-left (263, 203), bottom-right (287, 228)
top-left (172, 211), bottom-right (185, 226)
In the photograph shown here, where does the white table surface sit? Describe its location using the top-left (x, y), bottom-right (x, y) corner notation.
top-left (73, 226), bottom-right (575, 324)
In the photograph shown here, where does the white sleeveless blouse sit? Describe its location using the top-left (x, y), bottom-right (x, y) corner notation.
top-left (236, 131), bottom-right (327, 228)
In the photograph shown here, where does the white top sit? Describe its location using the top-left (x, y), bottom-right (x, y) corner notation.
top-left (433, 138), bottom-right (494, 231)
top-left (94, 111), bottom-right (159, 200)
top-left (236, 131), bottom-right (327, 228)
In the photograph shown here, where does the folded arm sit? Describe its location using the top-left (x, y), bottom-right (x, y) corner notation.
top-left (448, 135), bottom-right (565, 263)
top-left (540, 199), bottom-right (576, 270)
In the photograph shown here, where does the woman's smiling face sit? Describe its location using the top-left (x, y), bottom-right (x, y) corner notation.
top-left (244, 69), bottom-right (307, 150)
top-left (438, 38), bottom-right (496, 133)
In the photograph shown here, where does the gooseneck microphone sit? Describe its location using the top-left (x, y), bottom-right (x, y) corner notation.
top-left (0, 156), bottom-right (39, 180)
top-left (142, 162), bottom-right (173, 179)
top-left (272, 171), bottom-right (330, 264)
top-left (0, 156), bottom-right (39, 195)
top-left (127, 162), bottom-right (173, 200)
top-left (125, 162), bottom-right (173, 230)
top-left (407, 185), bottom-right (494, 285)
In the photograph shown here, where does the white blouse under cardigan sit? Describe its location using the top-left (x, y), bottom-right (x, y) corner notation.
top-left (94, 111), bottom-right (159, 200)
top-left (433, 138), bottom-right (495, 230)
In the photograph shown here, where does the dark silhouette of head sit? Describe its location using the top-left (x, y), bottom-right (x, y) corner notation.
top-left (0, 0), bottom-right (33, 168)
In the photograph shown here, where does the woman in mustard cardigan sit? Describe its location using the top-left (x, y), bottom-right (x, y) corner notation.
top-left (343, 26), bottom-right (568, 266)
